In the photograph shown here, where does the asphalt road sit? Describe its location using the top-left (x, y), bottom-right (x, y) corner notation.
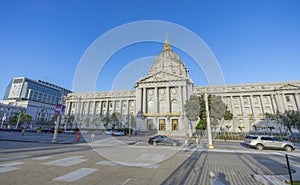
top-left (1, 132), bottom-right (300, 185)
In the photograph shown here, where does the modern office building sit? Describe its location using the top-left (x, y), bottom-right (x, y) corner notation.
top-left (3, 77), bottom-right (71, 104)
top-left (65, 39), bottom-right (300, 136)
top-left (0, 103), bottom-right (26, 128)
top-left (1, 77), bottom-right (72, 126)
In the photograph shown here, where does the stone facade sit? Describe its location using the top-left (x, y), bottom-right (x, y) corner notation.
top-left (194, 82), bottom-right (300, 133)
top-left (65, 39), bottom-right (300, 136)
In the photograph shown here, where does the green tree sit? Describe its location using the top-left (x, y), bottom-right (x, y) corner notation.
top-left (184, 94), bottom-right (233, 130)
top-left (101, 116), bottom-right (110, 129)
top-left (225, 125), bottom-right (231, 132)
top-left (275, 110), bottom-right (300, 138)
top-left (10, 113), bottom-right (32, 127)
top-left (252, 125), bottom-right (258, 134)
top-left (195, 119), bottom-right (207, 130)
top-left (67, 115), bottom-right (75, 128)
top-left (110, 113), bottom-right (119, 129)
top-left (238, 125), bottom-right (245, 133)
top-left (126, 114), bottom-right (135, 128)
top-left (184, 95), bottom-right (201, 122)
top-left (85, 116), bottom-right (91, 129)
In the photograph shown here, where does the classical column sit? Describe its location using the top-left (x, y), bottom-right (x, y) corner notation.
top-left (80, 101), bottom-right (85, 116)
top-left (239, 95), bottom-right (244, 116)
top-left (99, 101), bottom-right (103, 116)
top-left (93, 101), bottom-right (96, 117)
top-left (281, 93), bottom-right (287, 111)
top-left (294, 93), bottom-right (300, 111)
top-left (230, 96), bottom-right (234, 115)
top-left (154, 87), bottom-right (158, 113)
top-left (259, 95), bottom-right (265, 114)
top-left (249, 95), bottom-right (255, 115)
top-left (113, 100), bottom-right (116, 113)
top-left (106, 101), bottom-right (109, 115)
top-left (127, 100), bottom-right (130, 115)
top-left (166, 86), bottom-right (170, 113)
top-left (182, 85), bottom-right (186, 113)
top-left (143, 88), bottom-right (147, 113)
top-left (270, 94), bottom-right (277, 113)
top-left (65, 102), bottom-right (70, 115)
top-left (87, 101), bottom-right (91, 116)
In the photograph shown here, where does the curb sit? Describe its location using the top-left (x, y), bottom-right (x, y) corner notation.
top-left (0, 138), bottom-right (82, 144)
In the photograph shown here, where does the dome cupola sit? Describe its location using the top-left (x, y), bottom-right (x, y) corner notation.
top-left (148, 37), bottom-right (188, 77)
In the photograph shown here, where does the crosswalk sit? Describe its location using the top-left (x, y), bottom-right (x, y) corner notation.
top-left (0, 153), bottom-right (162, 183)
top-left (53, 168), bottom-right (98, 182)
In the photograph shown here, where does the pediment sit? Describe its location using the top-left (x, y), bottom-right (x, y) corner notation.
top-left (278, 83), bottom-right (300, 91)
top-left (137, 71), bottom-right (186, 84)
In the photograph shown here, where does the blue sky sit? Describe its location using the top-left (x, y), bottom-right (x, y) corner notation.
top-left (0, 0), bottom-right (299, 98)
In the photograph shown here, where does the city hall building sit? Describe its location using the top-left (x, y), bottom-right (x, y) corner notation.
top-left (65, 39), bottom-right (300, 136)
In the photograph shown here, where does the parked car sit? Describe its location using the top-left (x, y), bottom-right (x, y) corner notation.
top-left (105, 130), bottom-right (113, 135)
top-left (64, 130), bottom-right (75, 134)
top-left (112, 131), bottom-right (125, 136)
top-left (244, 135), bottom-right (256, 145)
top-left (105, 130), bottom-right (125, 136)
top-left (244, 135), bottom-right (295, 152)
top-left (148, 135), bottom-right (179, 146)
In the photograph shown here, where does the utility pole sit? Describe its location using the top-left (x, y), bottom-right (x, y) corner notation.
top-left (205, 92), bottom-right (214, 149)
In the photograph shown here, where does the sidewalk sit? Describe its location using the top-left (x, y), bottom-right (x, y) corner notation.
top-left (0, 131), bottom-right (83, 144)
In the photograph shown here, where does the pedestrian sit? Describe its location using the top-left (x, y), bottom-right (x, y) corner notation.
top-left (21, 128), bottom-right (25, 137)
top-left (91, 133), bottom-right (95, 143)
top-left (224, 134), bottom-right (227, 142)
top-left (76, 130), bottom-right (81, 143)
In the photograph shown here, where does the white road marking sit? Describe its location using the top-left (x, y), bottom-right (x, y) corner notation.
top-left (33, 156), bottom-right (53, 160)
top-left (137, 154), bottom-right (164, 162)
top-left (0, 162), bottom-right (25, 167)
top-left (96, 160), bottom-right (119, 166)
top-left (0, 167), bottom-right (19, 173)
top-left (121, 178), bottom-right (137, 185)
top-left (96, 160), bottom-right (159, 168)
top-left (42, 156), bottom-right (86, 167)
top-left (0, 155), bottom-right (30, 162)
top-left (53, 168), bottom-right (98, 182)
top-left (0, 161), bottom-right (25, 173)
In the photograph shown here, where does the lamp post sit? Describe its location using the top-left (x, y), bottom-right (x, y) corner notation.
top-left (52, 104), bottom-right (62, 143)
top-left (15, 112), bottom-right (22, 129)
top-left (1, 113), bottom-right (6, 128)
top-left (205, 92), bottom-right (214, 149)
top-left (129, 113), bottom-right (132, 137)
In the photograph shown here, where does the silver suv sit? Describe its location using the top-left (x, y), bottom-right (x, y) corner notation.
top-left (244, 135), bottom-right (295, 152)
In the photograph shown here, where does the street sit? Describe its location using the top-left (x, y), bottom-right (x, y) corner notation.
top-left (1, 132), bottom-right (300, 185)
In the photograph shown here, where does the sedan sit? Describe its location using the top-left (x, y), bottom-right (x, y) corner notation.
top-left (148, 135), bottom-right (179, 146)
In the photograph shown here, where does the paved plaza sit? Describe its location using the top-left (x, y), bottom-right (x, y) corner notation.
top-left (1, 131), bottom-right (300, 185)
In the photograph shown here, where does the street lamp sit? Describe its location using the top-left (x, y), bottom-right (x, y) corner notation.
top-left (205, 92), bottom-right (214, 149)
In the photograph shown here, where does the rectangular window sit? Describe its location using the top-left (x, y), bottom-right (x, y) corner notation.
top-left (286, 96), bottom-right (290, 102)
top-left (172, 119), bottom-right (179, 131)
top-left (147, 119), bottom-right (153, 131)
top-left (159, 119), bottom-right (165, 131)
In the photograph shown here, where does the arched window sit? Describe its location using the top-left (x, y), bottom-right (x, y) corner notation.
top-left (159, 100), bottom-right (166, 113)
top-left (171, 99), bottom-right (179, 112)
top-left (148, 100), bottom-right (154, 113)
